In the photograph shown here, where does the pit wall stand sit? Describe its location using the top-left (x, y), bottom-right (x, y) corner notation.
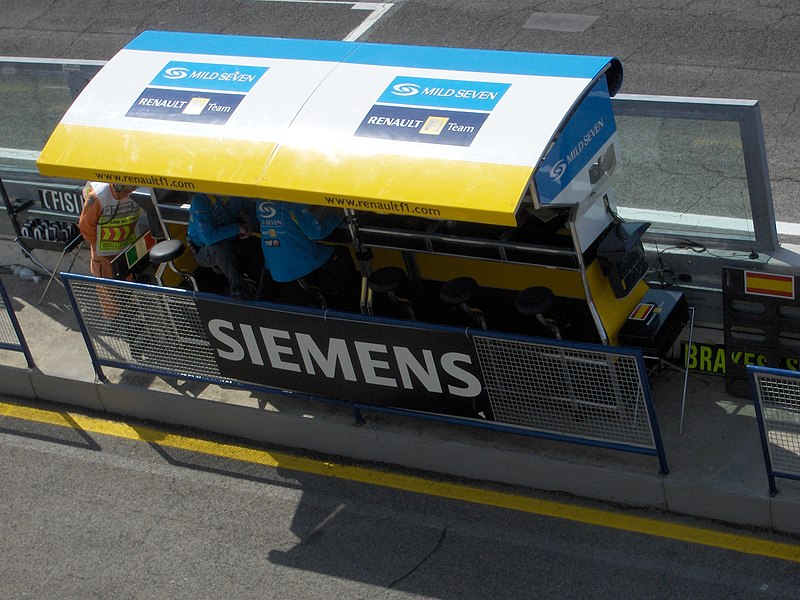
top-left (0, 175), bottom-right (86, 303)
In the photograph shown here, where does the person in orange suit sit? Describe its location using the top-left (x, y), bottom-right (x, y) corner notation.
top-left (78, 182), bottom-right (141, 278)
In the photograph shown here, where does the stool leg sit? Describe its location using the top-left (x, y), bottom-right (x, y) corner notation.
top-left (388, 291), bottom-right (416, 320)
top-left (154, 262), bottom-right (168, 287)
top-left (363, 279), bottom-right (374, 316)
top-left (169, 262), bottom-right (198, 291)
top-left (298, 278), bottom-right (327, 309)
top-left (460, 303), bottom-right (487, 330)
top-left (536, 314), bottom-right (561, 339)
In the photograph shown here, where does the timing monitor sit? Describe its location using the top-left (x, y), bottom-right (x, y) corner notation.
top-left (132, 190), bottom-right (167, 240)
top-left (597, 220), bottom-right (650, 298)
top-left (589, 144), bottom-right (617, 185)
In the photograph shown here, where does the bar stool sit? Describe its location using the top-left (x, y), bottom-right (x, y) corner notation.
top-left (367, 266), bottom-right (415, 319)
top-left (148, 238), bottom-right (198, 291)
top-left (515, 286), bottom-right (561, 339)
top-left (440, 276), bottom-right (487, 329)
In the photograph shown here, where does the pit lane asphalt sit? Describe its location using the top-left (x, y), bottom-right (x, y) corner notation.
top-left (1, 0), bottom-right (800, 536)
top-left (1, 247), bottom-right (800, 536)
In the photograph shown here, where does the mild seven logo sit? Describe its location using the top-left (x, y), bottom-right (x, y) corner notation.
top-left (378, 76), bottom-right (510, 111)
top-left (163, 67), bottom-right (190, 80)
top-left (549, 160), bottom-right (567, 183)
top-left (391, 82), bottom-right (421, 97)
top-left (151, 61), bottom-right (268, 93)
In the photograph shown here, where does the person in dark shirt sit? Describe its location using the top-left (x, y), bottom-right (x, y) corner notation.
top-left (187, 193), bottom-right (262, 299)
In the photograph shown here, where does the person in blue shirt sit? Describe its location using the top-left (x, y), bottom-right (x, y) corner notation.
top-left (256, 200), bottom-right (357, 309)
top-left (187, 193), bottom-right (262, 299)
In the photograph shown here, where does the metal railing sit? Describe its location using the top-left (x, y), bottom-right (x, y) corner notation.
top-left (0, 277), bottom-right (35, 368)
top-left (748, 365), bottom-right (800, 495)
top-left (62, 273), bottom-right (668, 473)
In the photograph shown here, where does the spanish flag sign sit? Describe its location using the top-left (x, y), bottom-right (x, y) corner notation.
top-left (744, 271), bottom-right (795, 300)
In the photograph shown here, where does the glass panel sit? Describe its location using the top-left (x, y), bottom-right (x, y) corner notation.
top-left (0, 64), bottom-right (779, 253)
top-left (0, 68), bottom-right (76, 169)
top-left (613, 115), bottom-right (756, 243)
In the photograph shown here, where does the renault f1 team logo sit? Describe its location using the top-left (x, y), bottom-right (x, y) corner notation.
top-left (379, 76), bottom-right (510, 111)
top-left (150, 61), bottom-right (268, 93)
top-left (360, 76), bottom-right (508, 146)
top-left (355, 106), bottom-right (487, 147)
top-left (127, 88), bottom-right (244, 125)
top-left (420, 116), bottom-right (449, 135)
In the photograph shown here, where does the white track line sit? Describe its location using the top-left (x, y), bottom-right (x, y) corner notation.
top-left (249, 0), bottom-right (394, 41)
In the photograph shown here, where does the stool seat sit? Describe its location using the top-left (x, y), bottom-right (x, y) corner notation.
top-left (440, 277), bottom-right (478, 305)
top-left (368, 266), bottom-right (407, 294)
top-left (149, 239), bottom-right (185, 264)
top-left (515, 286), bottom-right (555, 316)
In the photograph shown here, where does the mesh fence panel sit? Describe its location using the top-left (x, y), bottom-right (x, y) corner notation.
top-left (66, 277), bottom-right (658, 454)
top-left (0, 284), bottom-right (18, 347)
top-left (474, 335), bottom-right (655, 448)
top-left (753, 372), bottom-right (800, 477)
top-left (67, 279), bottom-right (220, 378)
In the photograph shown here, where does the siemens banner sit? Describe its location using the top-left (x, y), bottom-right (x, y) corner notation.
top-left (196, 298), bottom-right (492, 419)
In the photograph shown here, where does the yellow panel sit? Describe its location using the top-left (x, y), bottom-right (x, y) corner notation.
top-left (266, 146), bottom-right (532, 226)
top-left (399, 253), bottom-right (585, 298)
top-left (376, 251), bottom-right (647, 346)
top-left (40, 126), bottom-right (532, 226)
top-left (367, 248), bottom-right (407, 271)
top-left (167, 222), bottom-right (196, 274)
top-left (37, 124), bottom-right (277, 198)
top-left (585, 260), bottom-right (649, 345)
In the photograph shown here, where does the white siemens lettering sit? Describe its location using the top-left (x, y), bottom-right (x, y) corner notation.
top-left (395, 347), bottom-right (440, 393)
top-left (355, 342), bottom-right (396, 387)
top-left (208, 319), bottom-right (482, 397)
top-left (297, 333), bottom-right (357, 381)
top-left (440, 352), bottom-right (481, 397)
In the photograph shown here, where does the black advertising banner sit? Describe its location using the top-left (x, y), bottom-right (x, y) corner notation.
top-left (195, 297), bottom-right (490, 419)
top-left (38, 187), bottom-right (83, 215)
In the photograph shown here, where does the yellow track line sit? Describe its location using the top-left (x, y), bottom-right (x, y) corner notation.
top-left (2, 399), bottom-right (799, 563)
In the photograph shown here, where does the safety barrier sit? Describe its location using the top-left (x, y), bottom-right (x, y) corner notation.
top-left (748, 365), bottom-right (800, 495)
top-left (62, 273), bottom-right (668, 473)
top-left (0, 277), bottom-right (35, 368)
